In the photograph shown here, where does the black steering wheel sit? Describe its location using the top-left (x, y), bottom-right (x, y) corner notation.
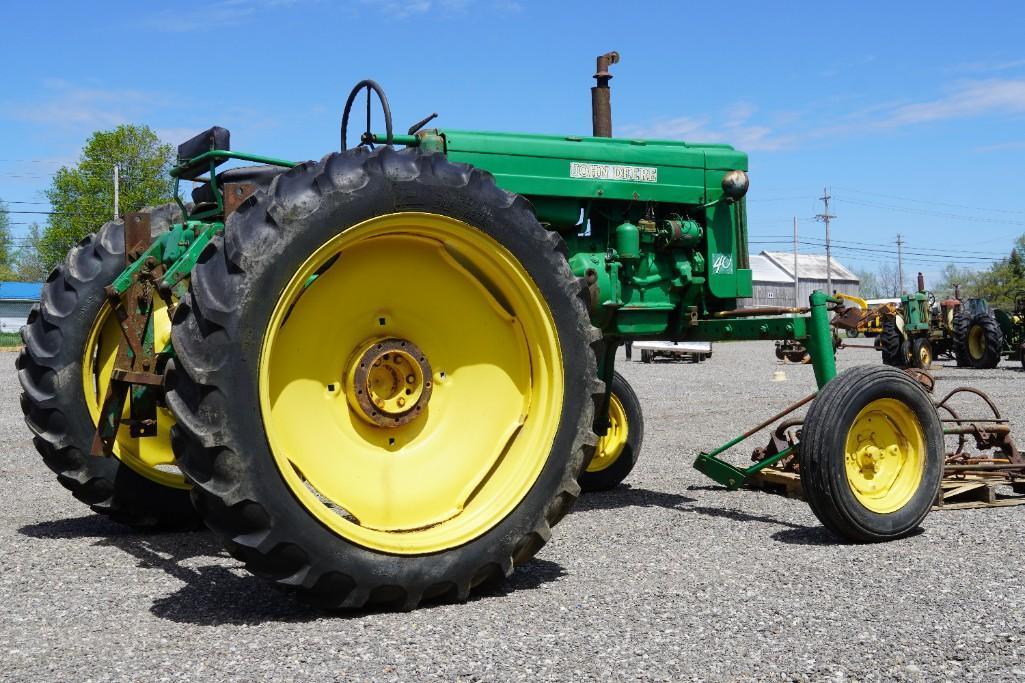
top-left (341, 80), bottom-right (393, 151)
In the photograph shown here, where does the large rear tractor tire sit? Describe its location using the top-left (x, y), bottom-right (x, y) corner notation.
top-left (166, 147), bottom-right (602, 609)
top-left (580, 371), bottom-right (643, 492)
top-left (952, 312), bottom-right (971, 367)
top-left (879, 320), bottom-right (905, 368)
top-left (17, 204), bottom-right (199, 529)
top-left (798, 366), bottom-right (943, 541)
top-left (964, 314), bottom-right (1003, 369)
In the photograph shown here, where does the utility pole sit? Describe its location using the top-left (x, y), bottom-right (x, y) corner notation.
top-left (113, 163), bottom-right (120, 219)
top-left (896, 233), bottom-right (905, 295)
top-left (815, 187), bottom-right (836, 295)
top-left (793, 216), bottom-right (800, 307)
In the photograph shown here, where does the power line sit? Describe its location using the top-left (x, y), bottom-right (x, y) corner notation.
top-left (834, 196), bottom-right (1025, 227)
top-left (833, 185), bottom-right (1025, 216)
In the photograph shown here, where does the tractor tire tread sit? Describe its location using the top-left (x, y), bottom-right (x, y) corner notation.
top-left (166, 146), bottom-right (601, 610)
top-left (17, 203), bottom-right (200, 529)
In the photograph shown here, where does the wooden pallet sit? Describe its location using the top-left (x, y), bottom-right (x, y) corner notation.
top-left (748, 468), bottom-right (1025, 511)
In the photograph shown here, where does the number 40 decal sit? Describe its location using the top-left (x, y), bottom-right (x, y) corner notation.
top-left (712, 254), bottom-right (734, 274)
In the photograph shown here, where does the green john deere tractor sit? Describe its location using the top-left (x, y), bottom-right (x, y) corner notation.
top-left (20, 54), bottom-right (951, 609)
top-left (878, 277), bottom-right (999, 371)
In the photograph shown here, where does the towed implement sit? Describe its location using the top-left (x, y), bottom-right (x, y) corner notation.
top-left (18, 54), bottom-right (1006, 609)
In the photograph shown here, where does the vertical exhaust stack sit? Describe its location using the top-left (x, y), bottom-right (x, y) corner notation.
top-left (591, 51), bottom-right (620, 137)
top-left (917, 272), bottom-right (926, 293)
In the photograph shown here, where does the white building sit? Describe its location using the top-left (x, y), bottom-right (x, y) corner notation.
top-left (743, 251), bottom-right (860, 308)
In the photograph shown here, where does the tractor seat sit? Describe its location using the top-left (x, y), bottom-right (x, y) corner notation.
top-left (190, 165), bottom-right (288, 205)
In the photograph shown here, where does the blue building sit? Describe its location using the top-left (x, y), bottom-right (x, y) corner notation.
top-left (0, 281), bottom-right (43, 333)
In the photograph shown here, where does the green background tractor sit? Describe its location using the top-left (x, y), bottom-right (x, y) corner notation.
top-left (19, 55), bottom-right (949, 609)
top-left (993, 291), bottom-right (1025, 368)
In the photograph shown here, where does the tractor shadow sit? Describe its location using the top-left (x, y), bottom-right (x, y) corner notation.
top-left (575, 484), bottom-right (839, 542)
top-left (18, 515), bottom-right (565, 625)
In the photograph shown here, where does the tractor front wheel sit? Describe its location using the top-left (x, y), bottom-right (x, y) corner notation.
top-left (912, 338), bottom-right (933, 370)
top-left (798, 365), bottom-right (943, 541)
top-left (580, 371), bottom-right (644, 492)
top-left (167, 148), bottom-right (601, 609)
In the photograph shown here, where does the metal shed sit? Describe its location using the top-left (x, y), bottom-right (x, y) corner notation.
top-left (742, 251), bottom-right (860, 308)
top-left (0, 282), bottom-right (42, 333)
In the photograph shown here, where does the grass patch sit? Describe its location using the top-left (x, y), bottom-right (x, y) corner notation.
top-left (0, 331), bottom-right (23, 349)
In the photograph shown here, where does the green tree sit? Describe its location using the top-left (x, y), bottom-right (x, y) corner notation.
top-left (933, 262), bottom-right (976, 300)
top-left (0, 199), bottom-right (16, 280)
top-left (41, 125), bottom-right (175, 268)
top-left (854, 268), bottom-right (881, 299)
top-left (16, 223), bottom-right (50, 282)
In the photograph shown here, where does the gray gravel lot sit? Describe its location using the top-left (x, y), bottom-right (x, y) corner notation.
top-left (2, 342), bottom-right (1024, 681)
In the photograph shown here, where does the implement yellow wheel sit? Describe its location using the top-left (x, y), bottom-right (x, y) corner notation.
top-left (798, 365), bottom-right (942, 541)
top-left (83, 299), bottom-right (186, 489)
top-left (259, 213), bottom-right (564, 554)
top-left (843, 399), bottom-right (924, 514)
top-left (580, 370), bottom-right (643, 492)
top-left (166, 147), bottom-right (600, 608)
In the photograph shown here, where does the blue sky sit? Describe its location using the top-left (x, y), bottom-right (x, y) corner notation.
top-left (3, 1), bottom-right (1025, 286)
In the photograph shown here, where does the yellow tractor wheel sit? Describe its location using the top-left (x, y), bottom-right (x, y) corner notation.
top-left (962, 314), bottom-right (1003, 369)
top-left (167, 148), bottom-right (601, 609)
top-left (798, 365), bottom-right (943, 541)
top-left (17, 205), bottom-right (199, 529)
top-left (580, 370), bottom-right (644, 492)
top-left (911, 338), bottom-right (933, 370)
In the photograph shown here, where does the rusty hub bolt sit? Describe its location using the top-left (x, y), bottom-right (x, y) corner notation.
top-left (346, 337), bottom-right (432, 428)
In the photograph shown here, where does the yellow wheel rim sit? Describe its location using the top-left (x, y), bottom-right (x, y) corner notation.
top-left (844, 398), bottom-right (925, 514)
top-left (919, 344), bottom-right (931, 367)
top-left (587, 393), bottom-right (628, 473)
top-left (258, 212), bottom-right (564, 555)
top-left (968, 325), bottom-right (985, 359)
top-left (82, 300), bottom-right (187, 489)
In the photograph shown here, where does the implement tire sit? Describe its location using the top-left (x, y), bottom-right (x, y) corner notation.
top-left (580, 371), bottom-right (643, 492)
top-left (166, 147), bottom-right (601, 610)
top-left (17, 204), bottom-right (199, 529)
top-left (965, 314), bottom-right (1003, 369)
top-left (880, 320), bottom-right (905, 367)
top-left (798, 365), bottom-right (943, 542)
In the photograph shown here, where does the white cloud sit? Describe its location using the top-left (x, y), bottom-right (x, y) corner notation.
top-left (621, 78), bottom-right (1025, 152)
top-left (145, 0), bottom-right (304, 32)
top-left (4, 81), bottom-right (167, 129)
top-left (619, 106), bottom-right (793, 152)
top-left (358, 0), bottom-right (519, 18)
top-left (883, 79), bottom-right (1025, 126)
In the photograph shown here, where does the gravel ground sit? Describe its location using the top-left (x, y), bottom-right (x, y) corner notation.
top-left (2, 342), bottom-right (1024, 681)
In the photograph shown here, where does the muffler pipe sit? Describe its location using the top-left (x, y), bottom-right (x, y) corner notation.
top-left (591, 51), bottom-right (619, 137)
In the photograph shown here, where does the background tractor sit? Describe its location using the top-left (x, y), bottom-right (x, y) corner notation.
top-left (19, 55), bottom-right (963, 609)
top-left (878, 276), bottom-right (987, 370)
top-left (953, 294), bottom-right (1005, 369)
top-left (993, 291), bottom-right (1025, 368)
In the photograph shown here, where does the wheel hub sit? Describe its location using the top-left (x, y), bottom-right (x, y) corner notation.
top-left (346, 338), bottom-right (432, 427)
